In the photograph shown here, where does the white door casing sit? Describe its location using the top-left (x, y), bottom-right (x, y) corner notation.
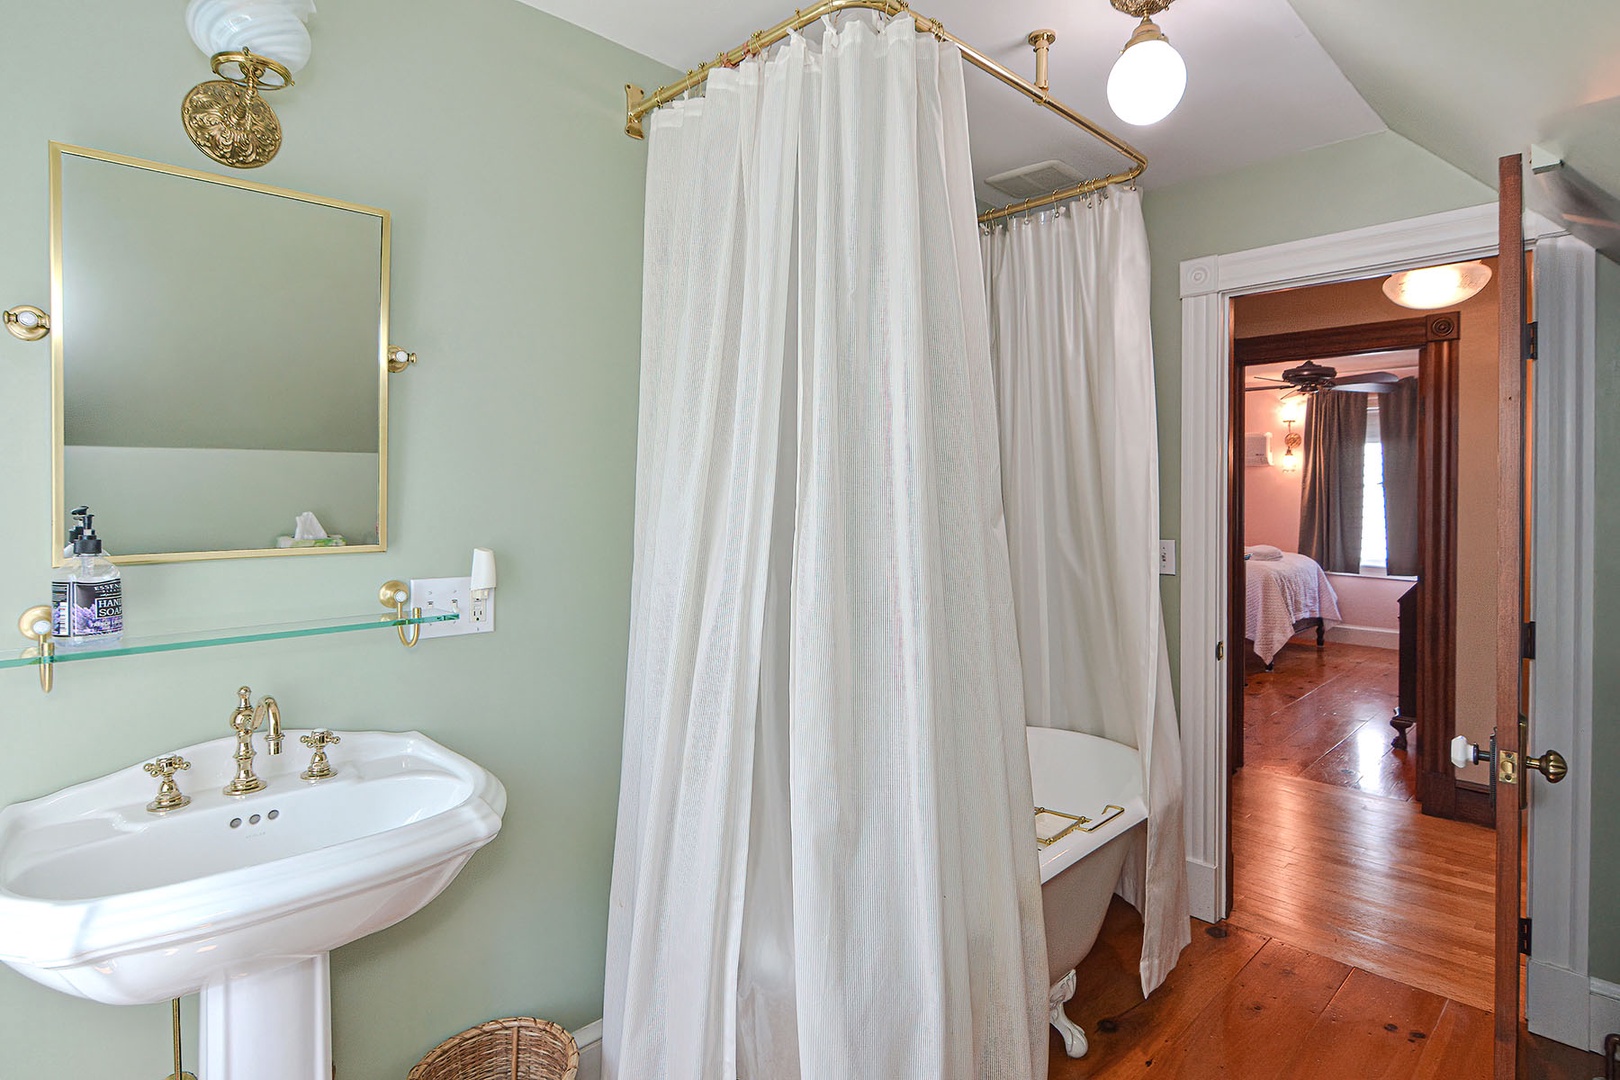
top-left (1175, 204), bottom-right (1599, 1048)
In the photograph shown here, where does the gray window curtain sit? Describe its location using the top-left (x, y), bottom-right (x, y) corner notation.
top-left (1297, 390), bottom-right (1368, 574)
top-left (1379, 377), bottom-right (1420, 577)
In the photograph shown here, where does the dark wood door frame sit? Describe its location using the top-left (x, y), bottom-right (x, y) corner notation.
top-left (1229, 311), bottom-right (1474, 823)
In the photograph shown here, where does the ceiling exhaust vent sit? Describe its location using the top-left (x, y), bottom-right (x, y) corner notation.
top-left (985, 159), bottom-right (1085, 200)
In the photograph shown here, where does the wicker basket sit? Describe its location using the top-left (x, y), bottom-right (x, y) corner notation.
top-left (407, 1017), bottom-right (579, 1080)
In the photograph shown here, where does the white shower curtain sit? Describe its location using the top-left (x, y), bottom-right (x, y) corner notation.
top-left (605, 18), bottom-right (1047, 1080)
top-left (982, 193), bottom-right (1191, 996)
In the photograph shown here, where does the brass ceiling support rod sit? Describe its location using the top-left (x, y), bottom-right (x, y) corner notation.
top-left (622, 0), bottom-right (1147, 224)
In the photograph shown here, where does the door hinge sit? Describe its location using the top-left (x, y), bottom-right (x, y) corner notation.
top-left (1522, 620), bottom-right (1536, 660)
top-left (1216, 641), bottom-right (1224, 662)
top-left (1526, 320), bottom-right (1539, 361)
top-left (1519, 917), bottom-right (1533, 956)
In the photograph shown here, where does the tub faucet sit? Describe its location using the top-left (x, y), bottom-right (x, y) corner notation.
top-left (223, 685), bottom-right (283, 797)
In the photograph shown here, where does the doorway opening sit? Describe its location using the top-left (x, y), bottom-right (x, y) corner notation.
top-left (1221, 267), bottom-right (1503, 1013)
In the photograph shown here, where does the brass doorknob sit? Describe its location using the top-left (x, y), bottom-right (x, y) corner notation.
top-left (1525, 748), bottom-right (1568, 784)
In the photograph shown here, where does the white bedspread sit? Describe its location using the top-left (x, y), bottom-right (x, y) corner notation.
top-left (1245, 553), bottom-right (1342, 664)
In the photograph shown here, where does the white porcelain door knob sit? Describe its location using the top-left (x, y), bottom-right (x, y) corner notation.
top-left (1451, 734), bottom-right (1478, 769)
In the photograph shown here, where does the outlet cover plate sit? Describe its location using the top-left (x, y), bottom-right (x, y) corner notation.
top-left (1159, 539), bottom-right (1177, 576)
top-left (409, 576), bottom-right (495, 638)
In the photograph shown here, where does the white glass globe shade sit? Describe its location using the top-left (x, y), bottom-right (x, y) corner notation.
top-left (1107, 37), bottom-right (1187, 126)
top-left (186, 0), bottom-right (315, 74)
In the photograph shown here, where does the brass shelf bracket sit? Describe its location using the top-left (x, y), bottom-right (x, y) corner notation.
top-left (387, 345), bottom-right (417, 373)
top-left (380, 580), bottom-right (421, 647)
top-left (618, 0), bottom-right (1147, 223)
top-left (17, 606), bottom-right (53, 693)
top-left (3, 305), bottom-right (50, 342)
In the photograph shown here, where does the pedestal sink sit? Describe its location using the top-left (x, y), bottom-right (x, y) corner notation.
top-left (0, 729), bottom-right (505, 1080)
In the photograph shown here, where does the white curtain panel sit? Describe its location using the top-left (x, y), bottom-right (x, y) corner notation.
top-left (606, 18), bottom-right (1047, 1080)
top-left (982, 193), bottom-right (1191, 995)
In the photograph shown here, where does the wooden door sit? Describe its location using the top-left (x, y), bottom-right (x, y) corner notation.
top-left (1492, 152), bottom-right (1527, 1080)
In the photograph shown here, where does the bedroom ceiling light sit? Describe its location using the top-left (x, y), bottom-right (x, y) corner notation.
top-left (1106, 0), bottom-right (1186, 127)
top-left (1382, 260), bottom-right (1492, 310)
top-left (181, 0), bottom-right (316, 169)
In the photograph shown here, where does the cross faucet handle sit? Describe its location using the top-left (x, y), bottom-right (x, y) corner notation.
top-left (143, 754), bottom-right (191, 780)
top-left (300, 730), bottom-right (341, 781)
top-left (143, 755), bottom-right (192, 814)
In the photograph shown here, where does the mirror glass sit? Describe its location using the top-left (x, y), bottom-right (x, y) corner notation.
top-left (51, 143), bottom-right (389, 564)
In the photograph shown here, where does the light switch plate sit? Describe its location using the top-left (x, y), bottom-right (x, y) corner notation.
top-left (409, 576), bottom-right (495, 638)
top-left (1159, 539), bottom-right (1177, 576)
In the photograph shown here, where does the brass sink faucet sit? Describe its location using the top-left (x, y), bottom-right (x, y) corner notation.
top-left (223, 685), bottom-right (283, 797)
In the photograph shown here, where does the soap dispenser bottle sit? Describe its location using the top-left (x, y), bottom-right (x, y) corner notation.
top-left (52, 506), bottom-right (122, 646)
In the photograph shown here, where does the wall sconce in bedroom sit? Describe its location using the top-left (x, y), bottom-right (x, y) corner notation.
top-left (1106, 0), bottom-right (1187, 126)
top-left (1382, 260), bottom-right (1492, 310)
top-left (182, 0), bottom-right (316, 169)
top-left (1279, 418), bottom-right (1302, 473)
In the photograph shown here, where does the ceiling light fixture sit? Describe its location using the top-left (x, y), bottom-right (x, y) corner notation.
top-left (181, 0), bottom-right (316, 169)
top-left (1106, 0), bottom-right (1186, 127)
top-left (1382, 260), bottom-right (1492, 310)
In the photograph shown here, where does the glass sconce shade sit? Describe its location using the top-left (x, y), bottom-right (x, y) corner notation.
top-left (186, 0), bottom-right (316, 74)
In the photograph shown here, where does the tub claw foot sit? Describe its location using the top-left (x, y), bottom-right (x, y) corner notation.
top-left (1048, 968), bottom-right (1088, 1058)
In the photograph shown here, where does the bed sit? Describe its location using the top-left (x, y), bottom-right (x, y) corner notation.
top-left (1245, 551), bottom-right (1342, 668)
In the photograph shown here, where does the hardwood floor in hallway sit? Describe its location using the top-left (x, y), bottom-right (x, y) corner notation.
top-left (1242, 640), bottom-right (1414, 801)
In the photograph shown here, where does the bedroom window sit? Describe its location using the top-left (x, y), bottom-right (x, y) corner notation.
top-left (1361, 405), bottom-right (1387, 574)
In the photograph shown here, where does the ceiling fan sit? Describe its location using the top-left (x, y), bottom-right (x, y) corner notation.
top-left (1244, 360), bottom-right (1404, 397)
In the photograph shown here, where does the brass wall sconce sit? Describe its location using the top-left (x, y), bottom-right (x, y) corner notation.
top-left (4, 305), bottom-right (50, 342)
top-left (182, 0), bottom-right (315, 169)
top-left (1279, 418), bottom-right (1302, 473)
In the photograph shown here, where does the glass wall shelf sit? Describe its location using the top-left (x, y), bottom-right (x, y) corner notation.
top-left (3, 608), bottom-right (459, 671)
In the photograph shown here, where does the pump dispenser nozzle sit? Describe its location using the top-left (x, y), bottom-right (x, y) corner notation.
top-left (70, 506), bottom-right (102, 556)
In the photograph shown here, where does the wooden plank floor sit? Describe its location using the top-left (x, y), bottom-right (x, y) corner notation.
top-left (1242, 641), bottom-right (1415, 802)
top-left (1049, 899), bottom-right (1605, 1079)
top-left (1230, 768), bottom-right (1495, 1011)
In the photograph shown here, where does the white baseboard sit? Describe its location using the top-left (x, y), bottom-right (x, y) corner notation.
top-left (1528, 960), bottom-right (1593, 1049)
top-left (1591, 978), bottom-right (1620, 1055)
top-left (1321, 625), bottom-right (1397, 649)
top-left (573, 1019), bottom-right (603, 1080)
top-left (1186, 857), bottom-right (1220, 924)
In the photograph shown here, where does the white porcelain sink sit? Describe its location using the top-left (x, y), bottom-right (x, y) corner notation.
top-left (0, 729), bottom-right (505, 1080)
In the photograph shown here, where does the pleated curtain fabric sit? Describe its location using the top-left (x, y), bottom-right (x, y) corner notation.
top-left (1297, 391), bottom-right (1369, 574)
top-left (1378, 377), bottom-right (1421, 577)
top-left (980, 193), bottom-right (1191, 997)
top-left (604, 19), bottom-right (1048, 1080)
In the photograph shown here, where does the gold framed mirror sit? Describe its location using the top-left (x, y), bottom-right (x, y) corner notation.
top-left (49, 143), bottom-right (390, 565)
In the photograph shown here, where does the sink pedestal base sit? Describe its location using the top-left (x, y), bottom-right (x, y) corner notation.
top-left (200, 954), bottom-right (331, 1080)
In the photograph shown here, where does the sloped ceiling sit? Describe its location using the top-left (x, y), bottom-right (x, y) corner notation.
top-left (1285, 0), bottom-right (1620, 200)
top-left (520, 0), bottom-right (1384, 203)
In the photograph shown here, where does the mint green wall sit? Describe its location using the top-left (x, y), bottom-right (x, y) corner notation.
top-left (1140, 130), bottom-right (1495, 681)
top-left (1591, 252), bottom-right (1620, 984)
top-left (0, 2), bottom-right (669, 1077)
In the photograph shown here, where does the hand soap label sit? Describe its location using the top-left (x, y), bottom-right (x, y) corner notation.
top-left (51, 579), bottom-right (123, 638)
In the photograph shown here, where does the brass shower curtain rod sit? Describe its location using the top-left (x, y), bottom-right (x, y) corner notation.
top-left (622, 0), bottom-right (1147, 224)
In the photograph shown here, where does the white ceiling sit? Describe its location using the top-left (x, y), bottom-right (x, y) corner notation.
top-left (521, 0), bottom-right (1386, 204)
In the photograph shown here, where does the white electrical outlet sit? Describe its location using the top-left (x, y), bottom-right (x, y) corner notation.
top-left (1159, 539), bottom-right (1177, 576)
top-left (409, 576), bottom-right (496, 638)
